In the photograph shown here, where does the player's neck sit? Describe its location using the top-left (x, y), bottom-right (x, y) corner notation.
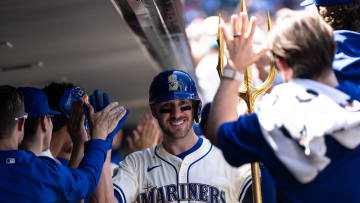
top-left (315, 70), bottom-right (339, 87)
top-left (50, 127), bottom-right (66, 156)
top-left (19, 133), bottom-right (43, 156)
top-left (162, 129), bottom-right (199, 156)
top-left (0, 136), bottom-right (19, 151)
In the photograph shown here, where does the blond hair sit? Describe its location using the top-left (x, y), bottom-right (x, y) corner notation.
top-left (270, 11), bottom-right (336, 80)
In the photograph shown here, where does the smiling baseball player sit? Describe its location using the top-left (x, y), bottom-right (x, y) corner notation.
top-left (91, 70), bottom-right (253, 203)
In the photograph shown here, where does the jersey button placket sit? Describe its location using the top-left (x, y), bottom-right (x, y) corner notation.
top-left (179, 162), bottom-right (188, 183)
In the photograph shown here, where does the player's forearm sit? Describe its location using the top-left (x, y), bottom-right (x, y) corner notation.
top-left (207, 78), bottom-right (240, 146)
top-left (68, 142), bottom-right (85, 168)
top-left (59, 140), bottom-right (108, 202)
top-left (89, 150), bottom-right (117, 203)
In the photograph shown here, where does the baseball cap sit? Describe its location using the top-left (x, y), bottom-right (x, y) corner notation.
top-left (19, 87), bottom-right (61, 119)
top-left (300, 0), bottom-right (357, 6)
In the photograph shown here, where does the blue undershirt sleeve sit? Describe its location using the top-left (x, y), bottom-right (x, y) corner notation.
top-left (57, 139), bottom-right (108, 202)
top-left (217, 113), bottom-right (271, 167)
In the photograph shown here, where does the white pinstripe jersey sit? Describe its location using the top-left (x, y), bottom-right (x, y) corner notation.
top-left (112, 138), bottom-right (252, 203)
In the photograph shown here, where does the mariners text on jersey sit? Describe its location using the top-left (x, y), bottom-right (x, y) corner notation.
top-left (112, 138), bottom-right (252, 203)
top-left (138, 183), bottom-right (226, 202)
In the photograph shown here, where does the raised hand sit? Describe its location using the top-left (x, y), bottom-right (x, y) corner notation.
top-left (88, 102), bottom-right (126, 140)
top-left (127, 114), bottom-right (162, 153)
top-left (221, 13), bottom-right (268, 73)
top-left (90, 90), bottom-right (129, 149)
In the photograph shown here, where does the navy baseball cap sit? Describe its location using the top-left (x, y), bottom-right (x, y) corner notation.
top-left (19, 87), bottom-right (61, 119)
top-left (300, 0), bottom-right (357, 6)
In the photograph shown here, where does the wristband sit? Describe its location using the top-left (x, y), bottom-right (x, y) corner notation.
top-left (222, 68), bottom-right (243, 82)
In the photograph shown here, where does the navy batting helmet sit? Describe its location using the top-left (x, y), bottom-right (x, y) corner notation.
top-left (149, 70), bottom-right (202, 123)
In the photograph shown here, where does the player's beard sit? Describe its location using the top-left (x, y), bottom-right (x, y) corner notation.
top-left (159, 116), bottom-right (193, 140)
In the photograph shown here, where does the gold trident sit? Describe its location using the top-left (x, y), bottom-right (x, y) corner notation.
top-left (216, 2), bottom-right (277, 203)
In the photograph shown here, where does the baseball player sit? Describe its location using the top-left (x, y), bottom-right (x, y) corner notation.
top-left (91, 70), bottom-right (253, 203)
top-left (205, 10), bottom-right (360, 203)
top-left (0, 85), bottom-right (126, 202)
top-left (43, 82), bottom-right (76, 166)
top-left (302, 0), bottom-right (360, 90)
top-left (18, 87), bottom-right (61, 158)
top-left (19, 86), bottom-right (92, 171)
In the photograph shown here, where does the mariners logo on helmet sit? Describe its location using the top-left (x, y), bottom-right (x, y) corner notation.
top-left (168, 74), bottom-right (179, 91)
top-left (149, 70), bottom-right (202, 122)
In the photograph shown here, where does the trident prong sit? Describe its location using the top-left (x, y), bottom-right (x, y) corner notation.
top-left (239, 10), bottom-right (277, 111)
top-left (216, 2), bottom-right (277, 203)
top-left (216, 13), bottom-right (224, 77)
top-left (252, 11), bottom-right (277, 99)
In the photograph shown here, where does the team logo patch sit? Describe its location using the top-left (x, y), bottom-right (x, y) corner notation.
top-left (168, 74), bottom-right (179, 91)
top-left (6, 158), bottom-right (15, 164)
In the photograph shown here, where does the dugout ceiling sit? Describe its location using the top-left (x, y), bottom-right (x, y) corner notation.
top-left (0, 0), bottom-right (165, 127)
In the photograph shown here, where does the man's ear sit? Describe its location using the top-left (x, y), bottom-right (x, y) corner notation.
top-left (276, 58), bottom-right (293, 82)
top-left (40, 116), bottom-right (48, 132)
top-left (276, 58), bottom-right (287, 72)
top-left (17, 118), bottom-right (25, 132)
top-left (149, 104), bottom-right (158, 119)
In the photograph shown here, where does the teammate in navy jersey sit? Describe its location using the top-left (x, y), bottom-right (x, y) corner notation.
top-left (0, 85), bottom-right (127, 202)
top-left (205, 10), bottom-right (360, 203)
top-left (90, 70), bottom-right (254, 203)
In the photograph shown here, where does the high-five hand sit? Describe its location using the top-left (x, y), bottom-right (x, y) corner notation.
top-left (221, 13), bottom-right (268, 73)
top-left (88, 102), bottom-right (126, 140)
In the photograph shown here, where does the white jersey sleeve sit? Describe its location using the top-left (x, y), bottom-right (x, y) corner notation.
top-left (112, 151), bottom-right (141, 202)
